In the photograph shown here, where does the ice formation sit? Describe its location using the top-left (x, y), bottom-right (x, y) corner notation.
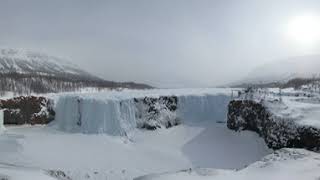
top-left (0, 110), bottom-right (4, 132)
top-left (52, 88), bottom-right (231, 135)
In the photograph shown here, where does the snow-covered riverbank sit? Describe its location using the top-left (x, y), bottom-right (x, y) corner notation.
top-left (2, 88), bottom-right (320, 180)
top-left (0, 122), bottom-right (270, 180)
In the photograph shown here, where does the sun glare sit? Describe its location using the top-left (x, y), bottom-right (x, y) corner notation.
top-left (286, 14), bottom-right (320, 45)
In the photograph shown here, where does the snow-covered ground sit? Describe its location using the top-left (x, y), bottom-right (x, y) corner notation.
top-left (256, 88), bottom-right (320, 129)
top-left (2, 87), bottom-right (320, 179)
top-left (0, 123), bottom-right (270, 180)
top-left (0, 165), bottom-right (56, 180)
top-left (135, 148), bottom-right (320, 180)
top-left (237, 87), bottom-right (320, 129)
top-left (0, 88), bottom-right (273, 180)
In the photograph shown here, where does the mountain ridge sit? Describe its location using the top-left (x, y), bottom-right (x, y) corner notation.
top-left (0, 48), bottom-right (152, 94)
top-left (231, 54), bottom-right (320, 88)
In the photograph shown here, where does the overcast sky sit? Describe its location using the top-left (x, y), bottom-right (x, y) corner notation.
top-left (1, 0), bottom-right (320, 87)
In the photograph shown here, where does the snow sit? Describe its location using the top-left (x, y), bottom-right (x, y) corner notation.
top-left (0, 123), bottom-right (270, 180)
top-left (236, 87), bottom-right (320, 129)
top-left (135, 148), bottom-right (320, 180)
top-left (0, 88), bottom-right (272, 180)
top-left (0, 48), bottom-right (88, 76)
top-left (0, 165), bottom-right (56, 180)
top-left (260, 89), bottom-right (320, 129)
top-left (3, 87), bottom-right (320, 179)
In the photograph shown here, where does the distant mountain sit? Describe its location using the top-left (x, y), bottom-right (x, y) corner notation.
top-left (233, 55), bottom-right (320, 87)
top-left (0, 49), bottom-right (102, 80)
top-left (0, 48), bottom-right (152, 94)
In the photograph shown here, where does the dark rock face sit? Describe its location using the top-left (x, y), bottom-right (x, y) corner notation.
top-left (134, 96), bottom-right (180, 130)
top-left (227, 100), bottom-right (320, 151)
top-left (0, 96), bottom-right (55, 125)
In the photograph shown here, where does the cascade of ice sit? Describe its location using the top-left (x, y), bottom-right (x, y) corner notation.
top-left (53, 91), bottom-right (231, 135)
top-left (177, 94), bottom-right (230, 124)
top-left (53, 96), bottom-right (137, 135)
top-left (0, 110), bottom-right (4, 132)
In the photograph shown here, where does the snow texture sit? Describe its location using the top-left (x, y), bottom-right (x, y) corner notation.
top-left (135, 148), bottom-right (320, 180)
top-left (0, 48), bottom-right (89, 77)
top-left (0, 122), bottom-right (270, 180)
top-left (0, 165), bottom-right (57, 180)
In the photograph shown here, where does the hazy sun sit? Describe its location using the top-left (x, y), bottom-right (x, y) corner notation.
top-left (286, 14), bottom-right (320, 45)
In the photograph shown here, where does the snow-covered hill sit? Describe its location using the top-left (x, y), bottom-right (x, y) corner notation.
top-left (0, 48), bottom-right (97, 80)
top-left (240, 55), bottom-right (320, 85)
top-left (0, 48), bottom-right (151, 94)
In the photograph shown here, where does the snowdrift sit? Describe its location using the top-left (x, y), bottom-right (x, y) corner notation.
top-left (134, 148), bottom-right (320, 180)
top-left (52, 89), bottom-right (231, 135)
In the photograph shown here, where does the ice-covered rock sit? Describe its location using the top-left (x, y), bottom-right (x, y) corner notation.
top-left (0, 96), bottom-right (55, 125)
top-left (134, 96), bottom-right (180, 130)
top-left (227, 100), bottom-right (320, 150)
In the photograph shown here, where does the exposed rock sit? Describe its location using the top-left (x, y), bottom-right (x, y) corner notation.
top-left (0, 96), bottom-right (55, 125)
top-left (134, 96), bottom-right (180, 130)
top-left (227, 100), bottom-right (320, 150)
top-left (46, 170), bottom-right (72, 180)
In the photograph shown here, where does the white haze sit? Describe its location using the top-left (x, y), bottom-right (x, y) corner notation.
top-left (0, 0), bottom-right (320, 87)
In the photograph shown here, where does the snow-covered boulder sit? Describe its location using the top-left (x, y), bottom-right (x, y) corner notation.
top-left (227, 100), bottom-right (320, 150)
top-left (0, 96), bottom-right (55, 125)
top-left (134, 96), bottom-right (180, 130)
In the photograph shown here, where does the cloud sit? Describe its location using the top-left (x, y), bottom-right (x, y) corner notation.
top-left (1, 0), bottom-right (320, 87)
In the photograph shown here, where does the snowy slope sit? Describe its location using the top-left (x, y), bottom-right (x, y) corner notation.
top-left (0, 49), bottom-right (151, 94)
top-left (0, 48), bottom-right (94, 79)
top-left (241, 54), bottom-right (320, 84)
top-left (0, 165), bottom-right (57, 180)
top-left (0, 122), bottom-right (270, 180)
top-left (261, 88), bottom-right (320, 129)
top-left (135, 148), bottom-right (320, 180)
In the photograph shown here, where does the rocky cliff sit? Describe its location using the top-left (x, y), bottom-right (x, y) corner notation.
top-left (227, 100), bottom-right (320, 151)
top-left (0, 96), bottom-right (55, 125)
